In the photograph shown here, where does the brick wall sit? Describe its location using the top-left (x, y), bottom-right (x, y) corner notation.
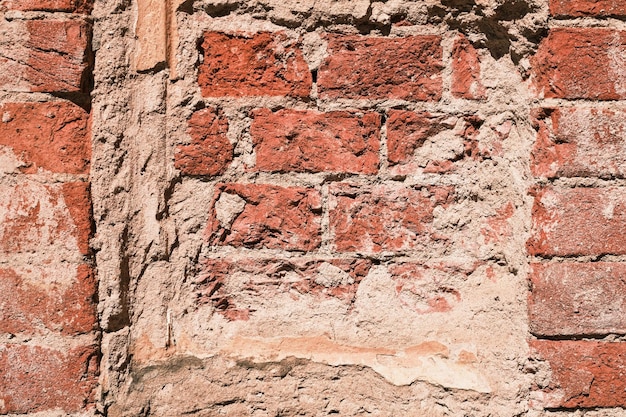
top-left (528, 1), bottom-right (626, 410)
top-left (1, 0), bottom-right (626, 415)
top-left (0, 0), bottom-right (97, 414)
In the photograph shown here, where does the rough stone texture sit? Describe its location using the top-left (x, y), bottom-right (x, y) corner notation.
top-left (251, 109), bottom-right (380, 174)
top-left (318, 35), bottom-right (443, 101)
top-left (532, 29), bottom-right (626, 100)
top-left (532, 107), bottom-right (626, 179)
top-left (529, 262), bottom-right (626, 337)
top-left (527, 186), bottom-right (626, 257)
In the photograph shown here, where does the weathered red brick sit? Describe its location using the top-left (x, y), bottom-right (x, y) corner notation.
top-left (196, 257), bottom-right (372, 320)
top-left (531, 340), bottom-right (626, 408)
top-left (386, 110), bottom-right (445, 166)
top-left (0, 20), bottom-right (91, 93)
top-left (0, 102), bottom-right (90, 174)
top-left (0, 180), bottom-right (91, 255)
top-left (251, 109), bottom-right (380, 174)
top-left (329, 184), bottom-right (454, 253)
top-left (527, 187), bottom-right (626, 257)
top-left (388, 263), bottom-right (462, 314)
top-left (207, 184), bottom-right (322, 251)
top-left (532, 28), bottom-right (626, 100)
top-left (529, 262), bottom-right (626, 337)
top-left (550, 0), bottom-right (626, 17)
top-left (0, 344), bottom-right (97, 414)
top-left (532, 107), bottom-right (626, 179)
top-left (318, 35), bottom-right (443, 101)
top-left (0, 264), bottom-right (96, 336)
top-left (451, 35), bottom-right (485, 100)
top-left (1, 0), bottom-right (93, 13)
top-left (198, 32), bottom-right (312, 98)
top-left (175, 108), bottom-right (232, 176)
top-left (26, 20), bottom-right (90, 93)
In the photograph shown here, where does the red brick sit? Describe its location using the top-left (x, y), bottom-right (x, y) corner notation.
top-left (0, 180), bottom-right (91, 255)
top-left (318, 35), bottom-right (443, 101)
top-left (0, 344), bottom-right (97, 414)
top-left (532, 107), bottom-right (626, 179)
top-left (175, 108), bottom-right (232, 176)
top-left (386, 110), bottom-right (445, 166)
top-left (550, 0), bottom-right (626, 17)
top-left (0, 102), bottom-right (90, 174)
top-left (0, 264), bottom-right (96, 336)
top-left (451, 35), bottom-right (485, 100)
top-left (198, 32), bottom-right (312, 98)
top-left (6, 20), bottom-right (91, 93)
top-left (531, 340), bottom-right (626, 408)
top-left (527, 187), bottom-right (626, 257)
top-left (196, 257), bottom-right (372, 320)
top-left (388, 263), bottom-right (462, 314)
top-left (251, 109), bottom-right (380, 174)
top-left (1, 0), bottom-right (93, 13)
top-left (532, 28), bottom-right (626, 100)
top-left (207, 184), bottom-right (322, 251)
top-left (329, 184), bottom-right (454, 253)
top-left (529, 262), bottom-right (626, 337)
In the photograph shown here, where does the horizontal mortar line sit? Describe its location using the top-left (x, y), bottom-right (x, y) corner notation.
top-left (2, 11), bottom-right (94, 21)
top-left (532, 177), bottom-right (626, 188)
top-left (199, 173), bottom-right (482, 187)
top-left (535, 98), bottom-right (626, 107)
top-left (0, 253), bottom-right (90, 266)
top-left (198, 97), bottom-right (524, 116)
top-left (531, 334), bottom-right (626, 344)
top-left (0, 173), bottom-right (91, 184)
top-left (528, 255), bottom-right (626, 263)
top-left (548, 19), bottom-right (626, 30)
top-left (0, 332), bottom-right (99, 352)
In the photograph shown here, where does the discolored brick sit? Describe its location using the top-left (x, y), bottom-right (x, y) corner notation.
top-left (0, 102), bottom-right (90, 174)
top-left (175, 108), bottom-right (232, 176)
top-left (527, 187), bottom-right (626, 257)
top-left (251, 108), bottom-right (380, 174)
top-left (318, 35), bottom-right (443, 101)
top-left (207, 183), bottom-right (322, 251)
top-left (532, 28), bottom-right (626, 100)
top-left (198, 32), bottom-right (312, 98)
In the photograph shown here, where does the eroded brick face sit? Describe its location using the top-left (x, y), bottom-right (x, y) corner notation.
top-left (550, 0), bottom-right (626, 16)
top-left (1, 0), bottom-right (93, 13)
top-left (251, 109), bottom-right (381, 174)
top-left (175, 107), bottom-right (232, 176)
top-left (531, 341), bottom-right (626, 408)
top-left (0, 344), bottom-right (98, 414)
top-left (532, 29), bottom-right (626, 100)
top-left (208, 183), bottom-right (322, 251)
top-left (532, 107), bottom-right (626, 178)
top-left (198, 32), bottom-right (312, 98)
top-left (0, 102), bottom-right (90, 174)
top-left (527, 186), bottom-right (626, 257)
top-left (317, 35), bottom-right (443, 100)
top-left (329, 184), bottom-right (454, 253)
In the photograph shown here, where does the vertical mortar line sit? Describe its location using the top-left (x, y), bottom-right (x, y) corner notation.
top-left (320, 182), bottom-right (331, 255)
